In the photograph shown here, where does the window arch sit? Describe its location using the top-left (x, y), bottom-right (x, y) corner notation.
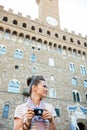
top-left (14, 49), bottom-right (23, 59)
top-left (31, 26), bottom-right (35, 30)
top-left (8, 79), bottom-right (20, 93)
top-left (70, 38), bottom-right (74, 43)
top-left (72, 78), bottom-right (77, 86)
top-left (3, 16), bottom-right (8, 22)
top-left (2, 104), bottom-right (9, 118)
top-left (4, 29), bottom-right (11, 40)
top-left (0, 44), bottom-right (6, 55)
top-left (80, 65), bottom-right (86, 75)
top-left (13, 20), bottom-right (18, 25)
top-left (72, 91), bottom-right (80, 102)
top-left (69, 62), bottom-right (75, 72)
top-left (63, 35), bottom-right (66, 40)
top-left (83, 80), bottom-right (87, 88)
top-left (22, 23), bottom-right (27, 28)
top-left (30, 53), bottom-right (37, 62)
top-left (39, 28), bottom-right (42, 33)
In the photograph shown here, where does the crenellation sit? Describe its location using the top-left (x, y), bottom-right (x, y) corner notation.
top-left (0, 5), bottom-right (4, 10)
top-left (64, 28), bottom-right (68, 32)
top-left (71, 30), bottom-right (75, 34)
top-left (26, 15), bottom-right (31, 20)
top-left (17, 12), bottom-right (22, 17)
top-left (8, 8), bottom-right (13, 14)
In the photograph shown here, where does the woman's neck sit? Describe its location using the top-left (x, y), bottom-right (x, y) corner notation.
top-left (30, 94), bottom-right (41, 106)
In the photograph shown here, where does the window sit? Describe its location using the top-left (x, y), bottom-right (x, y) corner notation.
top-left (22, 23), bottom-right (27, 28)
top-left (2, 104), bottom-right (9, 118)
top-left (49, 88), bottom-right (56, 98)
top-left (49, 58), bottom-right (54, 66)
top-left (4, 32), bottom-right (10, 40)
top-left (8, 79), bottom-right (20, 93)
top-left (0, 45), bottom-right (6, 55)
top-left (83, 80), bottom-right (87, 88)
top-left (31, 26), bottom-right (35, 30)
top-left (13, 20), bottom-right (18, 25)
top-left (55, 108), bottom-right (60, 117)
top-left (15, 65), bottom-right (19, 69)
top-left (85, 94), bottom-right (87, 101)
top-left (70, 38), bottom-right (74, 43)
top-left (3, 16), bottom-right (8, 22)
top-left (80, 65), bottom-right (86, 75)
top-left (14, 49), bottom-right (23, 59)
top-left (72, 78), bottom-right (77, 86)
top-left (69, 63), bottom-right (75, 72)
top-left (63, 35), bottom-right (66, 40)
top-left (30, 54), bottom-right (37, 62)
top-left (39, 28), bottom-right (42, 33)
top-left (50, 75), bottom-right (54, 81)
top-left (72, 91), bottom-right (80, 102)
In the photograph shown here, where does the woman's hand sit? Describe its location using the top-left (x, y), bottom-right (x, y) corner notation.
top-left (42, 109), bottom-right (53, 123)
top-left (23, 108), bottom-right (35, 121)
top-left (23, 108), bottom-right (35, 130)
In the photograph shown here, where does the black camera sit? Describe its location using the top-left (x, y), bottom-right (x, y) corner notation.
top-left (34, 108), bottom-right (43, 116)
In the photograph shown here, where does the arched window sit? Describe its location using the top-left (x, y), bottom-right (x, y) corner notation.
top-left (13, 20), bottom-right (18, 25)
top-left (72, 78), bottom-right (77, 86)
top-left (69, 63), bottom-right (75, 72)
top-left (14, 49), bottom-right (23, 59)
top-left (72, 91), bottom-right (80, 102)
top-left (0, 44), bottom-right (6, 55)
top-left (8, 79), bottom-right (20, 93)
top-left (2, 104), bottom-right (9, 118)
top-left (22, 23), bottom-right (27, 28)
top-left (83, 80), bottom-right (87, 88)
top-left (80, 65), bottom-right (86, 75)
top-left (30, 54), bottom-right (37, 62)
top-left (3, 16), bottom-right (8, 22)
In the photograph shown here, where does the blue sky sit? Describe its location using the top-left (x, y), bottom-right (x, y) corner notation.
top-left (0, 0), bottom-right (87, 36)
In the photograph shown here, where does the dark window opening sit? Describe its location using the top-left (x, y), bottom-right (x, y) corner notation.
top-left (55, 108), bottom-right (60, 117)
top-left (47, 31), bottom-right (50, 36)
top-left (70, 38), bottom-right (74, 43)
top-left (55, 33), bottom-right (58, 38)
top-left (22, 23), bottom-right (27, 28)
top-left (63, 35), bottom-right (66, 40)
top-left (31, 26), bottom-right (35, 30)
top-left (39, 28), bottom-right (42, 33)
top-left (3, 16), bottom-right (8, 22)
top-left (13, 20), bottom-right (18, 25)
top-left (15, 65), bottom-right (19, 69)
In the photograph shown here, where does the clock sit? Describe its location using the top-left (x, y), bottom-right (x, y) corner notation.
top-left (46, 16), bottom-right (58, 26)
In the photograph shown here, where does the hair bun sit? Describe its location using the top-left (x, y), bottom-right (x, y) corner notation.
top-left (27, 77), bottom-right (32, 86)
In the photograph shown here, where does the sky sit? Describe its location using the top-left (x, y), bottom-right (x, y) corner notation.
top-left (0, 0), bottom-right (87, 36)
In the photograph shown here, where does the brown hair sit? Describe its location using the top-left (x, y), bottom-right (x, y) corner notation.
top-left (27, 75), bottom-right (45, 95)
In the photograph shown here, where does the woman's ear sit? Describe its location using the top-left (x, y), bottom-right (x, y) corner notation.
top-left (32, 85), bottom-right (37, 92)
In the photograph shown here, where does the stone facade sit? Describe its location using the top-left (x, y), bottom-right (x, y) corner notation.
top-left (0, 0), bottom-right (87, 130)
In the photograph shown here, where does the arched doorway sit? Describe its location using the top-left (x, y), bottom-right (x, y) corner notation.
top-left (77, 122), bottom-right (85, 130)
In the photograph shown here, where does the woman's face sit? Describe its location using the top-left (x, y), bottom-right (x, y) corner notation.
top-left (35, 80), bottom-right (48, 98)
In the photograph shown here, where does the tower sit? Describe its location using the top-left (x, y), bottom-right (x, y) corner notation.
top-left (36, 0), bottom-right (60, 28)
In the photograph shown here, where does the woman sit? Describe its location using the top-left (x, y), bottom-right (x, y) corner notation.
top-left (14, 75), bottom-right (57, 130)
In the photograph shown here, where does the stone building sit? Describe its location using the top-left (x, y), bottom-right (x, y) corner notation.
top-left (0, 0), bottom-right (87, 130)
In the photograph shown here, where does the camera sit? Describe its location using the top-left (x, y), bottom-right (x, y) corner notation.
top-left (34, 108), bottom-right (43, 116)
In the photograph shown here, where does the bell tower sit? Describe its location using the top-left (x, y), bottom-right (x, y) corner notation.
top-left (36, 0), bottom-right (60, 28)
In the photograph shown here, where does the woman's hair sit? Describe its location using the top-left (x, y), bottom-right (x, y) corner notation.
top-left (27, 75), bottom-right (45, 95)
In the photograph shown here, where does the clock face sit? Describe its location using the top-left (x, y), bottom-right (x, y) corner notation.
top-left (46, 16), bottom-right (58, 26)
